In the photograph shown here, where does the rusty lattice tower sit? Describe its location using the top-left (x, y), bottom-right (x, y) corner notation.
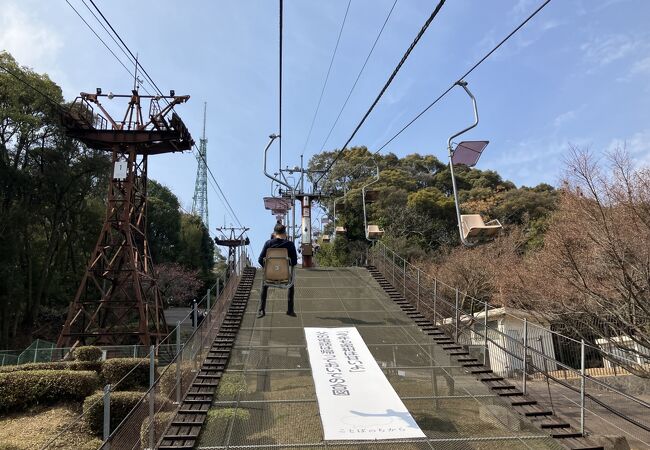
top-left (57, 89), bottom-right (193, 347)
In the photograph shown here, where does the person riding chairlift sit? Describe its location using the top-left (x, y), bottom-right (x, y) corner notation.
top-left (257, 222), bottom-right (298, 318)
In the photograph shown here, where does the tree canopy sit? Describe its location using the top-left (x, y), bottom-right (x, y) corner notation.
top-left (308, 146), bottom-right (557, 263)
top-left (0, 52), bottom-right (216, 348)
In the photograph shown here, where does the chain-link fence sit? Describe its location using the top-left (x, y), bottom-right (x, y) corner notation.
top-left (194, 267), bottom-right (563, 450)
top-left (39, 269), bottom-right (241, 450)
top-left (369, 241), bottom-right (650, 448)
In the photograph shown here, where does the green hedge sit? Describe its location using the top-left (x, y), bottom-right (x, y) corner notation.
top-left (101, 358), bottom-right (152, 391)
top-left (0, 360), bottom-right (102, 374)
top-left (83, 391), bottom-right (143, 435)
top-left (73, 346), bottom-right (103, 362)
top-left (0, 370), bottom-right (99, 413)
top-left (158, 362), bottom-right (194, 400)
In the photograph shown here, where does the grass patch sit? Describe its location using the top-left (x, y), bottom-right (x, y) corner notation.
top-left (0, 402), bottom-right (100, 450)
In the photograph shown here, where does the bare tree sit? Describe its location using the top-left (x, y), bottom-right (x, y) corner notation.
top-left (515, 147), bottom-right (650, 376)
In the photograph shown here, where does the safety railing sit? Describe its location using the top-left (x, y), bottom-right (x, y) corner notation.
top-left (40, 268), bottom-right (242, 450)
top-left (0, 342), bottom-right (184, 367)
top-left (368, 241), bottom-right (650, 446)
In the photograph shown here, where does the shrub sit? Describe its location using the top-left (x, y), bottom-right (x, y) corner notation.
top-left (0, 370), bottom-right (99, 413)
top-left (215, 373), bottom-right (248, 398)
top-left (83, 391), bottom-right (144, 435)
top-left (0, 360), bottom-right (102, 374)
top-left (101, 358), bottom-right (152, 391)
top-left (157, 361), bottom-right (193, 400)
top-left (206, 408), bottom-right (250, 421)
top-left (73, 346), bottom-right (103, 362)
top-left (140, 411), bottom-right (175, 448)
top-left (79, 439), bottom-right (104, 450)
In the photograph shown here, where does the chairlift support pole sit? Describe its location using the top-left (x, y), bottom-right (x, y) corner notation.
top-left (448, 80), bottom-right (480, 247)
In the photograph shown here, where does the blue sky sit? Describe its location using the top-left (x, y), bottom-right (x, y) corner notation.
top-left (1, 0), bottom-right (649, 258)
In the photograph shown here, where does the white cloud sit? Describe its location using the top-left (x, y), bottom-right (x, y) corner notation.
top-left (0, 3), bottom-right (63, 69)
top-left (553, 110), bottom-right (577, 128)
top-left (580, 34), bottom-right (641, 67)
top-left (607, 129), bottom-right (650, 169)
top-left (540, 19), bottom-right (564, 32)
top-left (485, 136), bottom-right (591, 187)
top-left (630, 56), bottom-right (650, 76)
top-left (510, 0), bottom-right (536, 18)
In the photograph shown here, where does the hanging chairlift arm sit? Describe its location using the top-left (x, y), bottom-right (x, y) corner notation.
top-left (448, 81), bottom-right (480, 247)
top-left (447, 81), bottom-right (479, 153)
top-left (332, 185), bottom-right (350, 240)
top-left (263, 134), bottom-right (293, 192)
top-left (361, 161), bottom-right (380, 241)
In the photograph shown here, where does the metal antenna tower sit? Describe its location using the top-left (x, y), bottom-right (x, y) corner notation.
top-left (192, 102), bottom-right (209, 230)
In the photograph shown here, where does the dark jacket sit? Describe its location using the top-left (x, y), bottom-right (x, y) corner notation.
top-left (258, 238), bottom-right (298, 267)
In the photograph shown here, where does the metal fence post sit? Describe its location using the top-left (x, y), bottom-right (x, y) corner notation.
top-left (484, 302), bottom-right (489, 366)
top-left (217, 278), bottom-right (221, 298)
top-left (207, 288), bottom-right (211, 315)
top-left (581, 339), bottom-right (585, 436)
top-left (392, 252), bottom-right (395, 285)
top-left (175, 321), bottom-right (181, 405)
top-left (403, 258), bottom-right (407, 297)
top-left (455, 288), bottom-right (459, 341)
top-left (523, 318), bottom-right (528, 395)
top-left (433, 279), bottom-right (437, 325)
top-left (103, 384), bottom-right (111, 444)
top-left (133, 344), bottom-right (137, 358)
top-left (416, 269), bottom-right (420, 310)
top-left (149, 345), bottom-right (155, 450)
top-left (192, 300), bottom-right (198, 332)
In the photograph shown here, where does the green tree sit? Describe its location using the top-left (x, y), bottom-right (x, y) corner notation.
top-left (0, 52), bottom-right (109, 346)
top-left (147, 180), bottom-right (181, 263)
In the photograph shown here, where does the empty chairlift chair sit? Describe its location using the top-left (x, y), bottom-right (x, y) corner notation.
top-left (447, 81), bottom-right (502, 246)
top-left (367, 224), bottom-right (384, 239)
top-left (263, 248), bottom-right (295, 289)
top-left (460, 214), bottom-right (501, 241)
top-left (362, 161), bottom-right (385, 241)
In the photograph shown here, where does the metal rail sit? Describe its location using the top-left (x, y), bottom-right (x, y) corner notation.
top-left (369, 241), bottom-right (650, 444)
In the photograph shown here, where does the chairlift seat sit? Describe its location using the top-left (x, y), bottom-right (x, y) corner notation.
top-left (322, 234), bottom-right (330, 243)
top-left (460, 214), bottom-right (502, 240)
top-left (335, 226), bottom-right (347, 235)
top-left (364, 189), bottom-right (380, 203)
top-left (367, 224), bottom-right (384, 239)
top-left (263, 248), bottom-right (293, 287)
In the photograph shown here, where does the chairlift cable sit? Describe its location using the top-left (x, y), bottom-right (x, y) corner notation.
top-left (65, 0), bottom-right (154, 96)
top-left (313, 0), bottom-right (447, 186)
top-left (333, 0), bottom-right (553, 185)
top-left (83, 1), bottom-right (253, 249)
top-left (78, 0), bottom-right (138, 71)
top-left (279, 0), bottom-right (283, 171)
top-left (0, 63), bottom-right (67, 113)
top-left (300, 0), bottom-right (352, 158)
top-left (317, 0), bottom-right (398, 156)
top-left (87, 0), bottom-right (168, 101)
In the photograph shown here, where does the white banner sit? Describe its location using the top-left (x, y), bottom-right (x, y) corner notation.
top-left (305, 327), bottom-right (425, 441)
